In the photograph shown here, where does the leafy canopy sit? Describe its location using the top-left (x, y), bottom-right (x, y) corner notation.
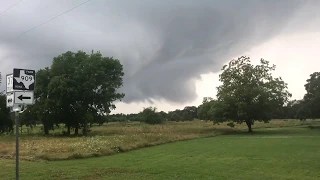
top-left (298, 72), bottom-right (320, 119)
top-left (140, 107), bottom-right (164, 125)
top-left (197, 97), bottom-right (215, 121)
top-left (216, 56), bottom-right (291, 132)
top-left (33, 50), bottom-right (125, 135)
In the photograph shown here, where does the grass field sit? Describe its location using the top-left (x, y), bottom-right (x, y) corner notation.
top-left (0, 120), bottom-right (229, 161)
top-left (0, 120), bottom-right (308, 161)
top-left (1, 120), bottom-right (320, 179)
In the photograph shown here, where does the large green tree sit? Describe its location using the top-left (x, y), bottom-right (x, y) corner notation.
top-left (166, 106), bottom-right (197, 122)
top-left (298, 72), bottom-right (320, 119)
top-left (140, 107), bottom-right (164, 124)
top-left (34, 51), bottom-right (125, 135)
top-left (197, 97), bottom-right (215, 121)
top-left (280, 100), bottom-right (305, 119)
top-left (216, 56), bottom-right (291, 132)
top-left (197, 97), bottom-right (224, 124)
top-left (182, 106), bottom-right (198, 120)
top-left (167, 110), bottom-right (182, 122)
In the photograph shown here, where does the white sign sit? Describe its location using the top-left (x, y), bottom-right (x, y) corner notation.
top-left (14, 91), bottom-right (34, 105)
top-left (6, 93), bottom-right (14, 107)
top-left (6, 74), bottom-right (13, 93)
top-left (13, 68), bottom-right (36, 91)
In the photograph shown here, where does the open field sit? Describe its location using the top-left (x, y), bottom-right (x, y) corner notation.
top-left (0, 119), bottom-right (314, 161)
top-left (0, 120), bottom-right (319, 180)
top-left (0, 120), bottom-right (226, 161)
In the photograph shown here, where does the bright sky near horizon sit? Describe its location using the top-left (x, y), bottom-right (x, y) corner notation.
top-left (112, 31), bottom-right (320, 114)
top-left (0, 0), bottom-right (319, 114)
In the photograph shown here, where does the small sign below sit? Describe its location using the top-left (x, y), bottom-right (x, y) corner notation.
top-left (14, 91), bottom-right (34, 105)
top-left (13, 68), bottom-right (36, 91)
top-left (6, 74), bottom-right (13, 93)
top-left (6, 93), bottom-right (14, 107)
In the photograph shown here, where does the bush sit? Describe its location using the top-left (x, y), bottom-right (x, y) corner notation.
top-left (227, 122), bottom-right (235, 128)
top-left (140, 107), bottom-right (164, 125)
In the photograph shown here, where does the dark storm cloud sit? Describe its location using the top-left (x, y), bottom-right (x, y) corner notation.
top-left (0, 0), bottom-right (319, 103)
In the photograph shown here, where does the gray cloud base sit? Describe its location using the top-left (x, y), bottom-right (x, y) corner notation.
top-left (0, 0), bottom-right (319, 103)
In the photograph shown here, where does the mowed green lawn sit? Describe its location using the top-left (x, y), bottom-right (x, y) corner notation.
top-left (1, 126), bottom-right (320, 180)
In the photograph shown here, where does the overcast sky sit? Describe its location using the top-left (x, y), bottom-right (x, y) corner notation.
top-left (1, 0), bottom-right (319, 114)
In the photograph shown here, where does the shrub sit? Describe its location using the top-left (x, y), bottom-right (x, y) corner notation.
top-left (140, 107), bottom-right (164, 125)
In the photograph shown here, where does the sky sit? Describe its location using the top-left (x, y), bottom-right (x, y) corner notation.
top-left (0, 0), bottom-right (319, 114)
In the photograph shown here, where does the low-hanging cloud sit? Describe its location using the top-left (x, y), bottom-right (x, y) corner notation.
top-left (0, 0), bottom-right (319, 104)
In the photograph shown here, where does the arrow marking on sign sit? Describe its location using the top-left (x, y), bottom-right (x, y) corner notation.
top-left (8, 98), bottom-right (13, 103)
top-left (18, 95), bottom-right (31, 101)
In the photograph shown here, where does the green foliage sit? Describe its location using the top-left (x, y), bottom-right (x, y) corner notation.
top-left (197, 97), bottom-right (225, 124)
top-left (216, 56), bottom-right (291, 132)
top-left (108, 113), bottom-right (129, 122)
top-left (32, 50), bottom-right (125, 135)
top-left (182, 106), bottom-right (197, 121)
top-left (140, 107), bottom-right (164, 124)
top-left (226, 122), bottom-right (235, 128)
top-left (158, 111), bottom-right (168, 120)
top-left (167, 106), bottom-right (197, 122)
top-left (168, 111), bottom-right (182, 121)
top-left (282, 100), bottom-right (306, 120)
top-left (95, 116), bottom-right (106, 125)
top-left (19, 105), bottom-right (38, 127)
top-left (109, 107), bottom-right (197, 123)
top-left (197, 97), bottom-right (216, 121)
top-left (299, 72), bottom-right (320, 119)
top-left (0, 95), bottom-right (13, 134)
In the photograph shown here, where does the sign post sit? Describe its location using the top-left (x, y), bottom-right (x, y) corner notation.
top-left (6, 68), bottom-right (35, 180)
top-left (15, 111), bottom-right (19, 180)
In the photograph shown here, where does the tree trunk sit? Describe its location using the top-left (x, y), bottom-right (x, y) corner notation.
top-left (67, 126), bottom-right (71, 136)
top-left (44, 126), bottom-right (49, 135)
top-left (245, 120), bottom-right (253, 133)
top-left (43, 122), bottom-right (50, 135)
top-left (83, 126), bottom-right (87, 136)
top-left (74, 128), bottom-right (79, 136)
top-left (82, 122), bottom-right (88, 136)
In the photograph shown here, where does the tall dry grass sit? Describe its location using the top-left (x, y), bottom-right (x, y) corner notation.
top-left (0, 119), bottom-right (314, 161)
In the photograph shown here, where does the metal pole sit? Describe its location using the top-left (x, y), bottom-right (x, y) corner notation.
top-left (15, 111), bottom-right (19, 180)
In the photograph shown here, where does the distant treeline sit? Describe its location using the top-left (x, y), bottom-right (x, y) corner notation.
top-left (107, 106), bottom-right (197, 123)
top-left (104, 98), bottom-right (313, 123)
top-left (1, 54), bottom-right (319, 135)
